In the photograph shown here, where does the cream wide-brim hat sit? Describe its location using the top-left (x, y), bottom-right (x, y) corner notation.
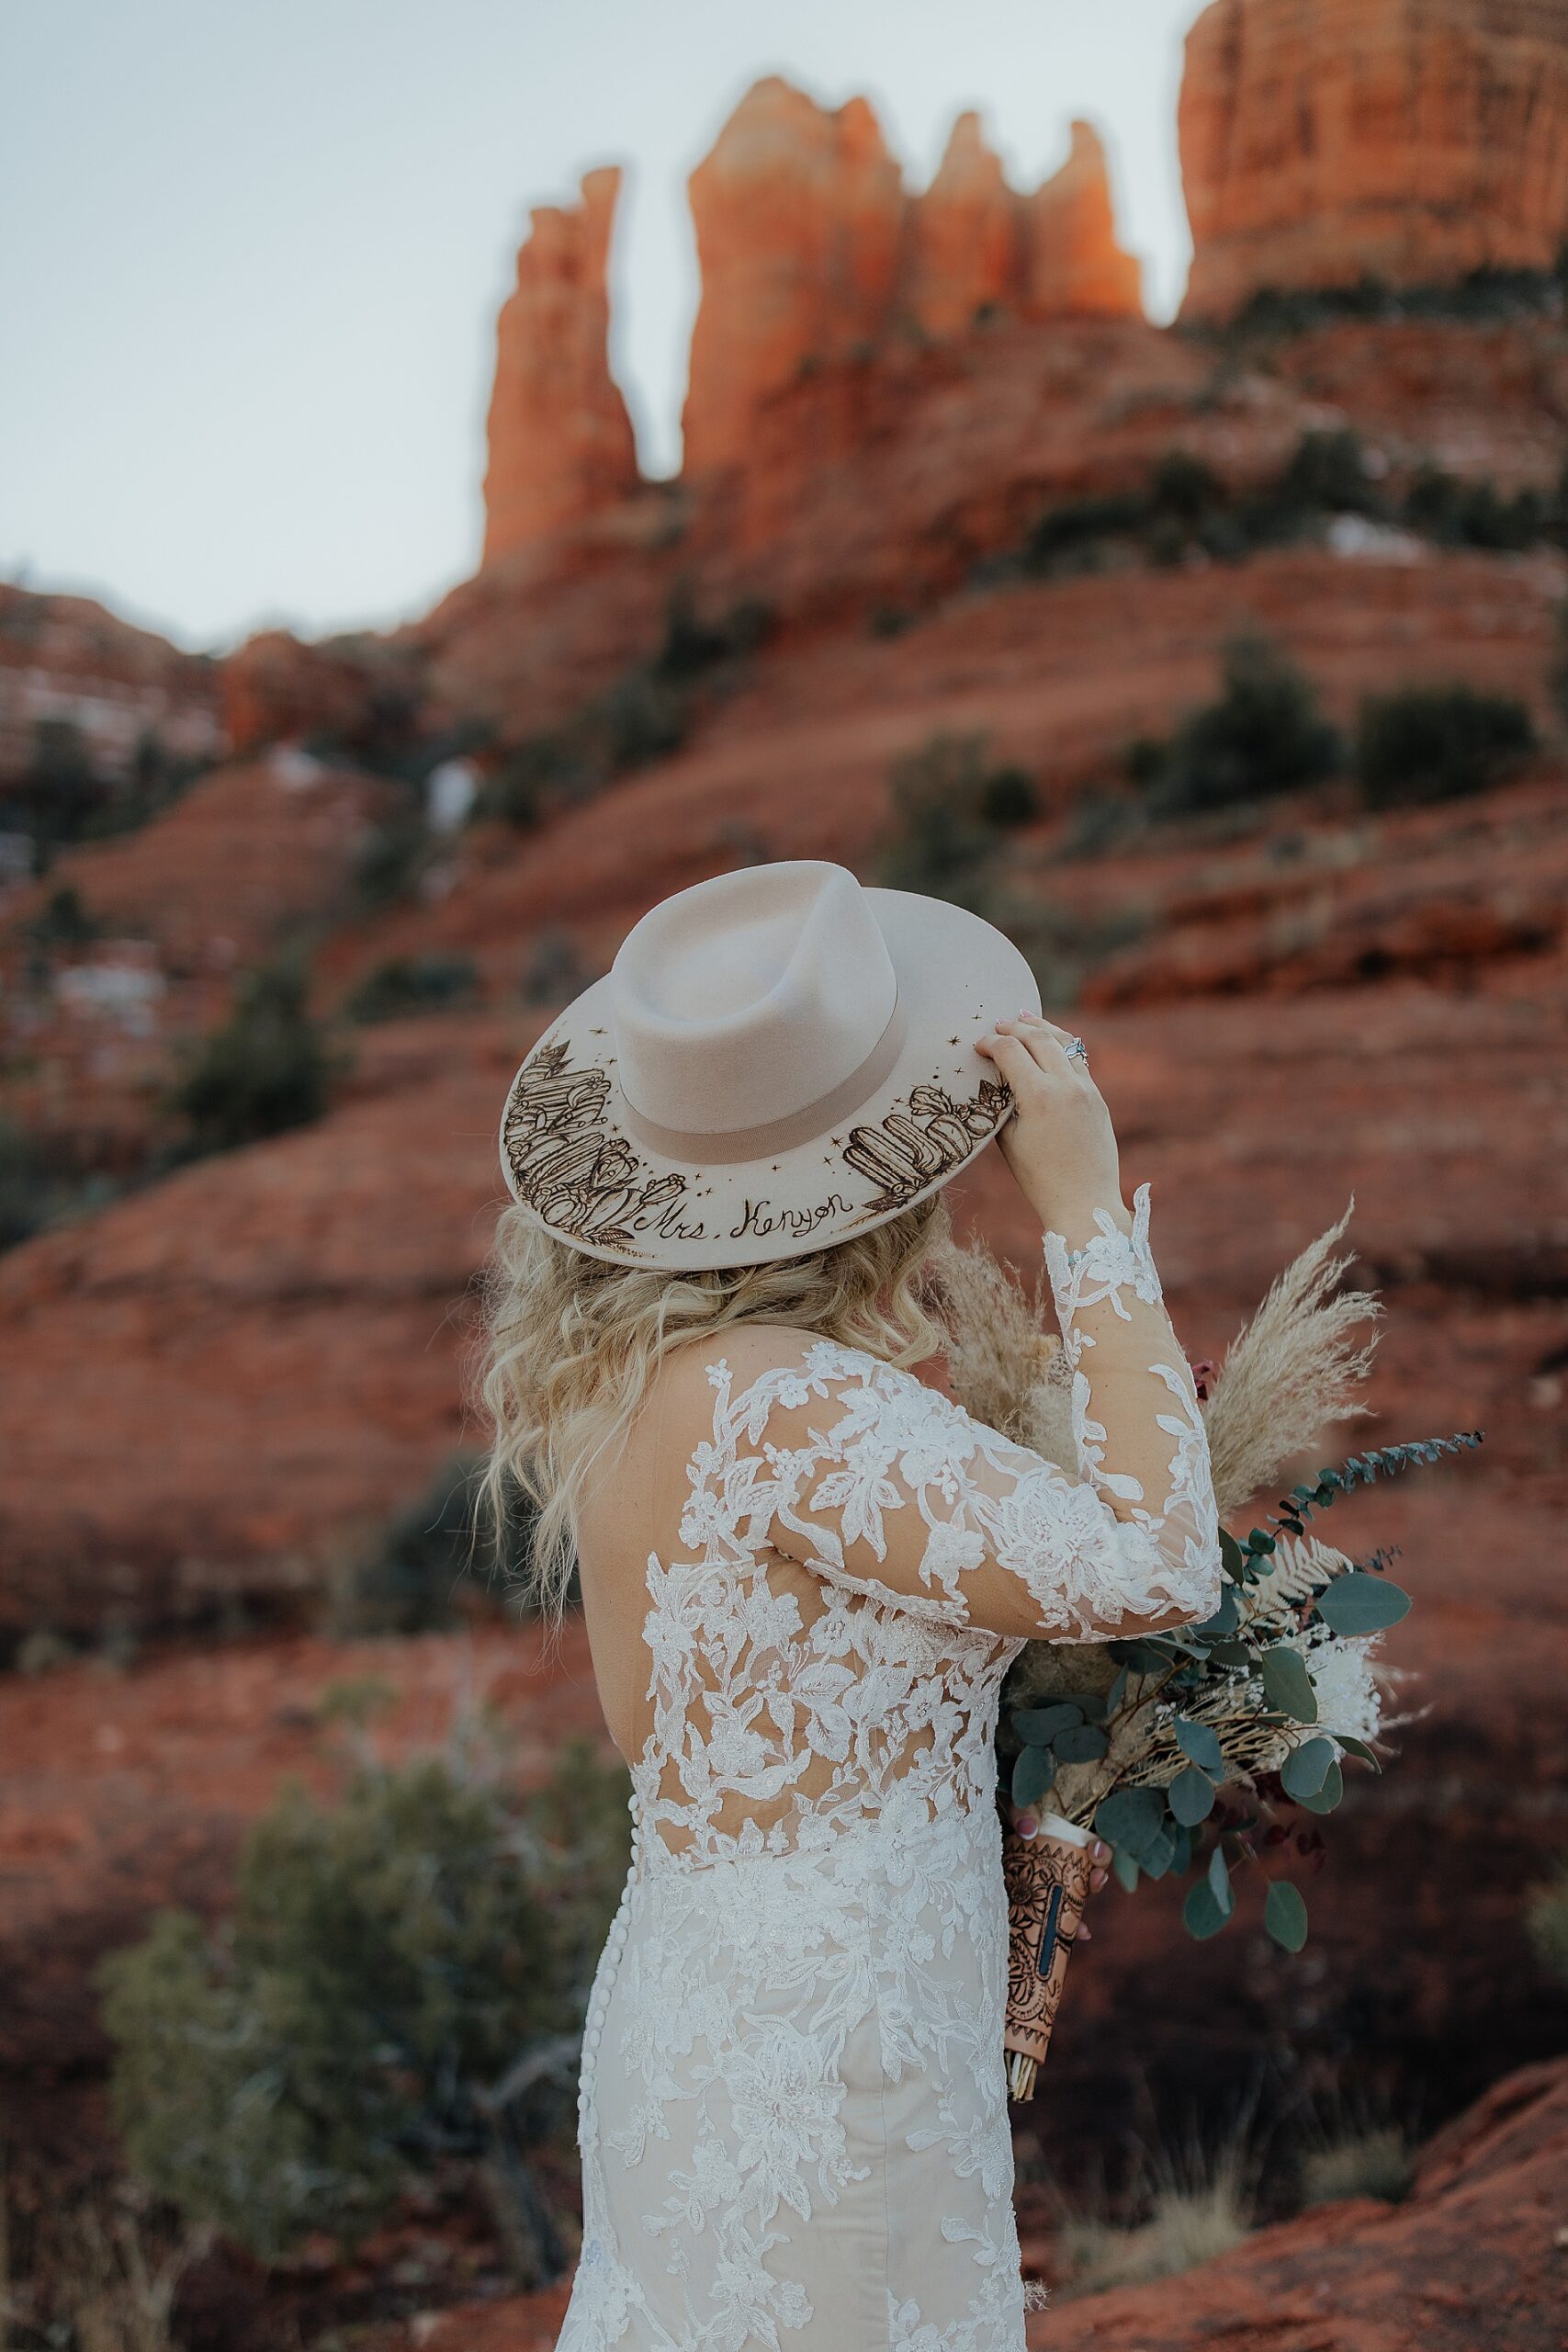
top-left (498, 860), bottom-right (1041, 1270)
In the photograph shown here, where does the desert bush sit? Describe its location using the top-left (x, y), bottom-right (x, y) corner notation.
top-left (655, 583), bottom-right (771, 680)
top-left (100, 1733), bottom-right (630, 2281)
top-left (344, 950), bottom-right (479, 1024)
top-left (1275, 428), bottom-right (1378, 518)
top-left (1401, 467), bottom-right (1546, 552)
top-left (354, 796), bottom-right (433, 909)
top-left (1354, 684), bottom-right (1536, 808)
top-left (0, 1116), bottom-right (45, 1252)
top-left (170, 956), bottom-right (334, 1157)
top-left (329, 1453), bottom-right (554, 1636)
top-left (1526, 1856), bottom-right (1568, 1984)
top-left (26, 882), bottom-right (100, 947)
top-left (877, 732), bottom-right (1040, 908)
top-left (1220, 259), bottom-right (1568, 342)
top-left (1137, 636), bottom-right (1342, 815)
top-left (1023, 491), bottom-right (1148, 574)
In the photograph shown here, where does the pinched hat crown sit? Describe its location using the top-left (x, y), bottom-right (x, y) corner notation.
top-left (499, 858), bottom-right (1039, 1269)
top-left (610, 864), bottom-right (903, 1158)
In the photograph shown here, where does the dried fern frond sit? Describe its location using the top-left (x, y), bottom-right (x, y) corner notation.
top-left (1240, 1532), bottom-right (1350, 1621)
top-left (929, 1229), bottom-right (1075, 1467)
top-left (1204, 1204), bottom-right (1381, 1520)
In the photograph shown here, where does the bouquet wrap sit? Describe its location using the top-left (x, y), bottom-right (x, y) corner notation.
top-left (1001, 1812), bottom-right (1093, 2100)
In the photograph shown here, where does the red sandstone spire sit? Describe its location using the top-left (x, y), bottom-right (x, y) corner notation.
top-left (481, 165), bottom-right (640, 563)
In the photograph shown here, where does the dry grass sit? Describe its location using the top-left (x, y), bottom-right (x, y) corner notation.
top-left (1298, 2122), bottom-right (1413, 2208)
top-left (1204, 1204), bottom-right (1381, 1520)
top-left (1526, 1858), bottom-right (1568, 1987)
top-left (0, 2167), bottom-right (205, 2352)
top-left (927, 1229), bottom-right (1073, 1464)
top-left (1055, 2144), bottom-right (1254, 2298)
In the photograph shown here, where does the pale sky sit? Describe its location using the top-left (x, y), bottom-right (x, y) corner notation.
top-left (1, 1), bottom-right (1207, 651)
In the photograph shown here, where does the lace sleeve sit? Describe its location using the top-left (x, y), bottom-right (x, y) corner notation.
top-left (730, 1190), bottom-right (1222, 1644)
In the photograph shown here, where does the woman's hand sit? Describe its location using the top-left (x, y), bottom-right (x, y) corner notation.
top-left (1009, 1804), bottom-right (1111, 1937)
top-left (975, 1012), bottom-right (1126, 1242)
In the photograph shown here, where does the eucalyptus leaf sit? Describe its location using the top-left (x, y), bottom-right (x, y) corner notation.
top-left (1054, 1724), bottom-right (1111, 1765)
top-left (1314, 1573), bottom-right (1413, 1635)
top-left (1295, 1758), bottom-right (1343, 1815)
top-left (1264, 1880), bottom-right (1308, 1952)
top-left (1173, 1717), bottom-right (1224, 1775)
top-left (1219, 1530), bottom-right (1247, 1583)
top-left (1011, 1745), bottom-right (1056, 1809)
top-left (1140, 1823), bottom-right (1178, 1881)
top-left (1182, 1880), bottom-right (1230, 1940)
top-left (1011, 1702), bottom-right (1083, 1744)
top-left (1280, 1736), bottom-right (1335, 1802)
top-left (1259, 1646), bottom-right (1318, 1724)
top-left (1168, 1764), bottom-right (1215, 1826)
top-left (1193, 1589), bottom-right (1241, 1638)
top-left (1208, 1844), bottom-right (1235, 1916)
top-left (1095, 1786), bottom-right (1166, 1857)
top-left (1207, 1640), bottom-right (1254, 1671)
top-left (1112, 1847), bottom-right (1141, 1894)
top-left (1336, 1736), bottom-right (1382, 1772)
top-left (1169, 1825), bottom-right (1193, 1876)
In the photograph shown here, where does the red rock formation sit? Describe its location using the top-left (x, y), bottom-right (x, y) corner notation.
top-left (682, 79), bottom-right (906, 476)
top-left (481, 166), bottom-right (639, 562)
top-left (1024, 2058), bottom-right (1568, 2346)
top-left (1180, 0), bottom-right (1568, 320)
top-left (1023, 119), bottom-right (1143, 318)
top-left (0, 586), bottom-right (223, 790)
top-left (220, 626), bottom-right (417, 756)
top-left (682, 85), bottom-right (1142, 475)
top-left (905, 111), bottom-right (1022, 336)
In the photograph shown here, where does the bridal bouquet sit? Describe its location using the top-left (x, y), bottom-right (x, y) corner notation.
top-left (933, 1210), bottom-right (1482, 2100)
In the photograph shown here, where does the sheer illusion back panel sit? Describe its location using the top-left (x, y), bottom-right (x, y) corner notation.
top-left (577, 1193), bottom-right (1221, 1862)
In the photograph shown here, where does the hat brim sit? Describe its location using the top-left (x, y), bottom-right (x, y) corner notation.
top-left (497, 888), bottom-right (1041, 1269)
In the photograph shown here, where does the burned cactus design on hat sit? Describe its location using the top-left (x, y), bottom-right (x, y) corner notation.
top-left (843, 1077), bottom-right (1011, 1211)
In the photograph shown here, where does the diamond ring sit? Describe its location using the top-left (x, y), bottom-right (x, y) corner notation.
top-left (1065, 1035), bottom-right (1089, 1064)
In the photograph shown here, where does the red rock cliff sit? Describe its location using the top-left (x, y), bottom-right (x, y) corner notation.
top-left (683, 83), bottom-right (1142, 476)
top-left (481, 165), bottom-right (640, 563)
top-left (1180, 0), bottom-right (1568, 320)
top-left (681, 79), bottom-right (907, 479)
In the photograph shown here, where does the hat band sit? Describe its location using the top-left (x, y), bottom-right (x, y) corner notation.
top-left (618, 998), bottom-right (908, 1166)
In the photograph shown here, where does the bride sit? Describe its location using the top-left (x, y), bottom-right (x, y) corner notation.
top-left (481, 860), bottom-right (1222, 2352)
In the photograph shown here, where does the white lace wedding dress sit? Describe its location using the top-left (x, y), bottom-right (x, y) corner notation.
top-left (558, 1188), bottom-right (1223, 2351)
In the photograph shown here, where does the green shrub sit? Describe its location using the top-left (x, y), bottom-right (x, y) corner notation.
top-left (353, 798), bottom-right (432, 910)
top-left (1149, 449), bottom-right (1224, 526)
top-left (100, 1736), bottom-right (630, 2278)
top-left (170, 956), bottom-right (334, 1157)
top-left (1526, 1857), bottom-right (1568, 1985)
top-left (26, 883), bottom-right (99, 947)
top-left (655, 584), bottom-right (771, 680)
top-left (344, 951), bottom-right (479, 1024)
top-left (1354, 685), bottom-right (1536, 808)
top-left (877, 733), bottom-right (1040, 909)
top-left (978, 765), bottom-right (1039, 829)
top-left (329, 1453), bottom-right (552, 1635)
top-left (0, 1116), bottom-right (45, 1252)
top-left (1141, 637), bottom-right (1342, 815)
top-left (1276, 428), bottom-right (1377, 517)
top-left (1023, 490), bottom-right (1148, 574)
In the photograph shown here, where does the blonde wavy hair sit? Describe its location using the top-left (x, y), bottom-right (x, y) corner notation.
top-left (479, 1194), bottom-right (950, 1628)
